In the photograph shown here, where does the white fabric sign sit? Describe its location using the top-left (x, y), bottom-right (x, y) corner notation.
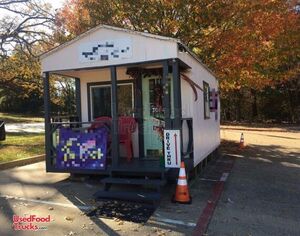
top-left (79, 38), bottom-right (132, 63)
top-left (164, 130), bottom-right (181, 168)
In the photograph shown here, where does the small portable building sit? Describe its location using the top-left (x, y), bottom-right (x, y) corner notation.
top-left (40, 25), bottom-right (220, 201)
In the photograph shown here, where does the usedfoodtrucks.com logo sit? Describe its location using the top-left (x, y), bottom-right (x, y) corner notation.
top-left (13, 214), bottom-right (50, 231)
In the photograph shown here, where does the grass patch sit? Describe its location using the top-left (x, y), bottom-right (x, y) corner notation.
top-left (0, 132), bottom-right (45, 163)
top-left (0, 112), bottom-right (43, 124)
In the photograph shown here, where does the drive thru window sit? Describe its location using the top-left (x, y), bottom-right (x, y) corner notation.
top-left (89, 83), bottom-right (134, 119)
top-left (203, 81), bottom-right (210, 119)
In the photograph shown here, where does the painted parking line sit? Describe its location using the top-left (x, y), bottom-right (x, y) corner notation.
top-left (152, 214), bottom-right (196, 227)
top-left (0, 194), bottom-right (197, 228)
top-left (0, 194), bottom-right (94, 211)
top-left (0, 195), bottom-right (196, 227)
top-left (192, 156), bottom-right (235, 236)
top-left (220, 172), bottom-right (229, 182)
top-left (198, 178), bottom-right (219, 182)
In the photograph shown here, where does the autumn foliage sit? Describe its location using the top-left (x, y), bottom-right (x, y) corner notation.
top-left (0, 0), bottom-right (299, 122)
top-left (54, 0), bottom-right (299, 122)
top-left (56, 1), bottom-right (298, 87)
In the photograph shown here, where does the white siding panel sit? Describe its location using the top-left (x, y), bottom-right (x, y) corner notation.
top-left (41, 28), bottom-right (177, 72)
top-left (179, 52), bottom-right (220, 166)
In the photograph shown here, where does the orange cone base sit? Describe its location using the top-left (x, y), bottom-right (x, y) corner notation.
top-left (172, 195), bottom-right (192, 204)
top-left (172, 161), bottom-right (192, 204)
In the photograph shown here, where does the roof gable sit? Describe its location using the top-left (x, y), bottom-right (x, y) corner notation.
top-left (41, 25), bottom-right (180, 59)
top-left (41, 25), bottom-right (179, 72)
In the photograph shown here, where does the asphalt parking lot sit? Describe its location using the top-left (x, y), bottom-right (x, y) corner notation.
top-left (0, 157), bottom-right (222, 236)
top-left (207, 127), bottom-right (300, 236)
top-left (0, 126), bottom-right (299, 235)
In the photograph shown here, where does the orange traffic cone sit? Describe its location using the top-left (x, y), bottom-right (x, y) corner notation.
top-left (173, 162), bottom-right (192, 204)
top-left (239, 133), bottom-right (245, 148)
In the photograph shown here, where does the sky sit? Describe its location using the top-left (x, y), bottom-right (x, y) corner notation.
top-left (0, 0), bottom-right (66, 52)
top-left (46, 0), bottom-right (65, 10)
top-left (0, 0), bottom-right (65, 17)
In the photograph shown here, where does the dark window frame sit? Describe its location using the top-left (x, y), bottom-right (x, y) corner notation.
top-left (203, 81), bottom-right (210, 120)
top-left (87, 80), bottom-right (134, 121)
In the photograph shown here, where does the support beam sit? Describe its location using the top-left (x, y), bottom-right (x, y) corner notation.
top-left (43, 72), bottom-right (51, 171)
top-left (110, 66), bottom-right (120, 166)
top-left (134, 68), bottom-right (144, 158)
top-left (162, 60), bottom-right (171, 129)
top-left (75, 78), bottom-right (82, 122)
top-left (172, 59), bottom-right (182, 129)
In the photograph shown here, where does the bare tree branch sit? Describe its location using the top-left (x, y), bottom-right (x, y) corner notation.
top-left (0, 0), bottom-right (29, 6)
top-left (0, 0), bottom-right (55, 58)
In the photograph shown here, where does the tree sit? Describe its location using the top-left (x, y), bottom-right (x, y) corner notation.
top-left (56, 0), bottom-right (299, 88)
top-left (0, 0), bottom-right (55, 58)
top-left (0, 50), bottom-right (77, 114)
top-left (0, 0), bottom-right (80, 116)
top-left (55, 0), bottom-right (299, 122)
top-left (0, 51), bottom-right (43, 112)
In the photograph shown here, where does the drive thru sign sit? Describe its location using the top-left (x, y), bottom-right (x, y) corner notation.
top-left (164, 130), bottom-right (181, 168)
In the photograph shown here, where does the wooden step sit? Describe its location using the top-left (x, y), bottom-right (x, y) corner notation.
top-left (94, 190), bottom-right (161, 203)
top-left (101, 177), bottom-right (166, 186)
top-left (110, 169), bottom-right (165, 179)
top-left (111, 166), bottom-right (165, 173)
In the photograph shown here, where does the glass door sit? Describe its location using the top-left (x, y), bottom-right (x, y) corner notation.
top-left (142, 76), bottom-right (173, 158)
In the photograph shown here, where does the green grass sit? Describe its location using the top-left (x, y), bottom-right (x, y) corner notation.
top-left (0, 112), bottom-right (44, 124)
top-left (0, 132), bottom-right (45, 163)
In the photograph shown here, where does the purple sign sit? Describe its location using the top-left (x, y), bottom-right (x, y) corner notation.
top-left (56, 127), bottom-right (108, 170)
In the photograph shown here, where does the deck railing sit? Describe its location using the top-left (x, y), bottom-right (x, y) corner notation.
top-left (47, 119), bottom-right (111, 173)
top-left (45, 117), bottom-right (193, 172)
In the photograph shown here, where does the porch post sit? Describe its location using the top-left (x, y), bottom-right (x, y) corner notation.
top-left (134, 68), bottom-right (144, 158)
top-left (43, 72), bottom-right (51, 171)
top-left (162, 60), bottom-right (171, 129)
top-left (110, 66), bottom-right (120, 166)
top-left (172, 59), bottom-right (182, 128)
top-left (75, 78), bottom-right (82, 122)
